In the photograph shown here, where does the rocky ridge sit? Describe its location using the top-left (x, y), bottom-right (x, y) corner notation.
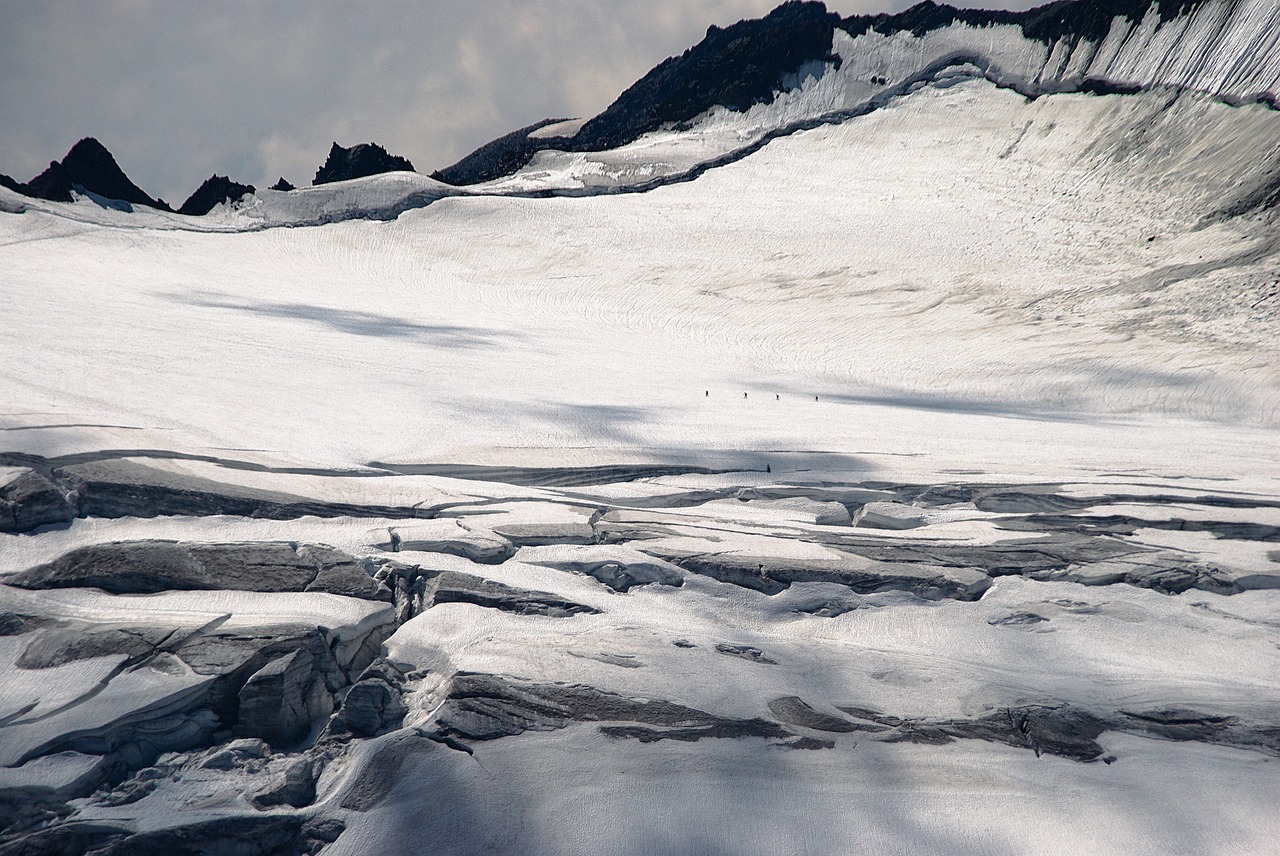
top-left (436, 0), bottom-right (1278, 187)
top-left (312, 143), bottom-right (415, 186)
top-left (0, 138), bottom-right (169, 210)
top-left (177, 175), bottom-right (257, 216)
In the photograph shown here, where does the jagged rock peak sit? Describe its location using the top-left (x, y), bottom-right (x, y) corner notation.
top-left (313, 142), bottom-right (415, 186)
top-left (430, 118), bottom-right (572, 186)
top-left (0, 173), bottom-right (26, 196)
top-left (270, 176), bottom-right (295, 192)
top-left (575, 0), bottom-right (841, 151)
top-left (435, 0), bottom-right (1272, 188)
top-left (434, 1), bottom-right (841, 185)
top-left (17, 137), bottom-right (169, 209)
top-left (178, 174), bottom-right (257, 216)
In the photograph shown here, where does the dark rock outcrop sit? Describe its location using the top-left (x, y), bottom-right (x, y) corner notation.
top-left (576, 1), bottom-right (840, 150)
top-left (432, 0), bottom-right (1234, 189)
top-left (313, 142), bottom-right (414, 185)
top-left (269, 177), bottom-right (295, 191)
top-left (433, 1), bottom-right (841, 185)
top-left (429, 118), bottom-right (573, 186)
top-left (6, 540), bottom-right (388, 601)
top-left (17, 162), bottom-right (74, 203)
top-left (0, 173), bottom-right (28, 196)
top-left (177, 174), bottom-right (256, 216)
top-left (10, 138), bottom-right (167, 209)
top-left (841, 0), bottom-right (1207, 45)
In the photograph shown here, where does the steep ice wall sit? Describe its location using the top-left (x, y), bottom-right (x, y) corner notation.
top-left (484, 0), bottom-right (1277, 194)
top-left (838, 0), bottom-right (1279, 104)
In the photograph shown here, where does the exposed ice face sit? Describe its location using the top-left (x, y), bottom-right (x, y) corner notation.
top-left (1, 458), bottom-right (1277, 855)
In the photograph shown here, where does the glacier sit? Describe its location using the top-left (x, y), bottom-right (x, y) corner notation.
top-left (0, 1), bottom-right (1278, 854)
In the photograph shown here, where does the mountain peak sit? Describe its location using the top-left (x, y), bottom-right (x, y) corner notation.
top-left (434, 0), bottom-right (841, 185)
top-left (313, 142), bottom-right (415, 186)
top-left (63, 136), bottom-right (118, 169)
top-left (177, 174), bottom-right (256, 216)
top-left (573, 0), bottom-right (840, 151)
top-left (9, 136), bottom-right (168, 209)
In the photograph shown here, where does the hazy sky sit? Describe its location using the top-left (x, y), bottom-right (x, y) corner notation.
top-left (0, 1), bottom-right (1041, 203)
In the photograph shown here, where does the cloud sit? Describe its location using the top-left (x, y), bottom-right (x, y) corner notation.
top-left (0, 0), bottom-right (1043, 203)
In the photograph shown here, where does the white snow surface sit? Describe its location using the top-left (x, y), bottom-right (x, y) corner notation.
top-left (0, 50), bottom-right (1278, 855)
top-left (1, 80), bottom-right (1277, 481)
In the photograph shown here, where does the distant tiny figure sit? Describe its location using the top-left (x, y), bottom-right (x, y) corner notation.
top-left (766, 464), bottom-right (772, 474)
top-left (743, 392), bottom-right (748, 399)
top-left (775, 394), bottom-right (779, 400)
top-left (814, 395), bottom-right (819, 401)
top-left (389, 530), bottom-right (402, 553)
top-left (705, 390), bottom-right (709, 397)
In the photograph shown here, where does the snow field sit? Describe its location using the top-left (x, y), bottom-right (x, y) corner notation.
top-left (1, 80), bottom-right (1276, 482)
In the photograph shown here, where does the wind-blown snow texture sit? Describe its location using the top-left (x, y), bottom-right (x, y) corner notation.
top-left (0, 1), bottom-right (1278, 855)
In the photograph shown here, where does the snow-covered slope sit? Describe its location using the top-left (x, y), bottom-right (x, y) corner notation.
top-left (0, 2), bottom-right (1277, 854)
top-left (2, 79), bottom-right (1276, 470)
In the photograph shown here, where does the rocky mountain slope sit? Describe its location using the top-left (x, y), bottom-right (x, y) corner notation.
top-left (312, 143), bottom-right (415, 186)
top-left (177, 176), bottom-right (258, 217)
top-left (0, 138), bottom-right (170, 211)
top-left (435, 0), bottom-right (1279, 188)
